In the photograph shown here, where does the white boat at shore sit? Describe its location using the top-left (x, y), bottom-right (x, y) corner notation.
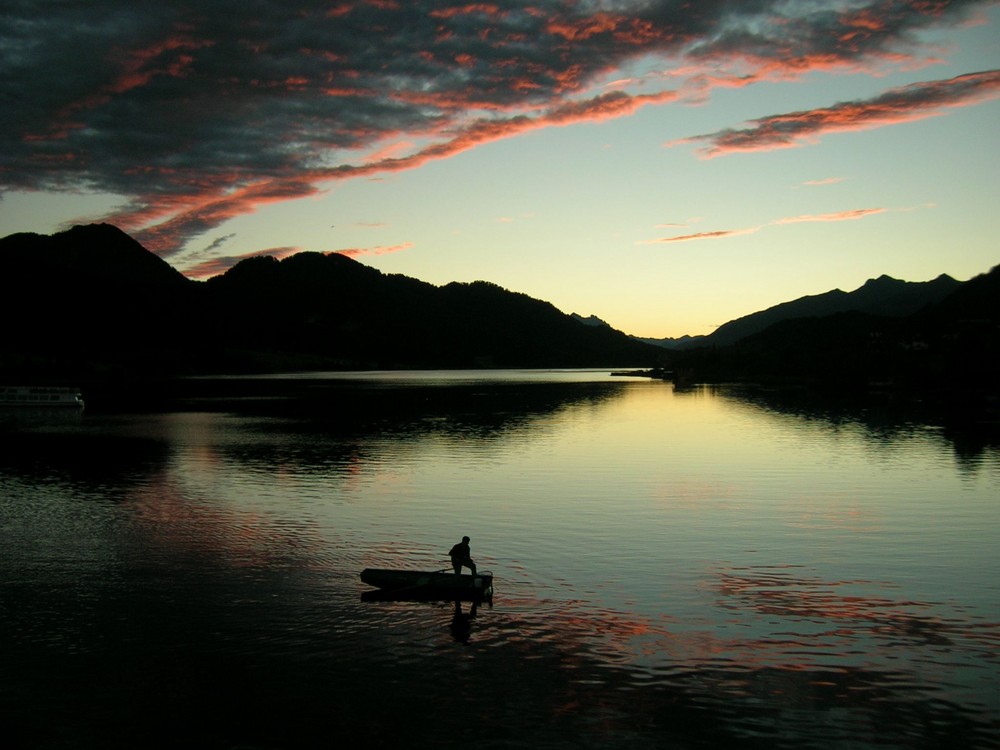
top-left (0, 386), bottom-right (84, 408)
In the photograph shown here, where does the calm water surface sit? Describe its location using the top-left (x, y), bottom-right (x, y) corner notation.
top-left (2, 370), bottom-right (998, 749)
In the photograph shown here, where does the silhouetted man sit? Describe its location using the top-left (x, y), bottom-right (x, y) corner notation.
top-left (449, 536), bottom-right (476, 575)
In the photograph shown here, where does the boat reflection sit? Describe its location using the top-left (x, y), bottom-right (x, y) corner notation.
top-left (450, 600), bottom-right (479, 643)
top-left (360, 586), bottom-right (489, 643)
top-left (359, 587), bottom-right (493, 604)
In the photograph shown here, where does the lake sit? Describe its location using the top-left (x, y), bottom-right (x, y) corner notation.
top-left (2, 370), bottom-right (998, 749)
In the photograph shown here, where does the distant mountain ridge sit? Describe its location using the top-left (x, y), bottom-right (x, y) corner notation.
top-left (698, 273), bottom-right (962, 347)
top-left (571, 313), bottom-right (611, 328)
top-left (665, 264), bottom-right (999, 398)
top-left (0, 224), bottom-right (659, 377)
top-left (0, 224), bottom-right (995, 400)
top-left (2, 223), bottom-right (190, 289)
top-left (639, 273), bottom-right (962, 349)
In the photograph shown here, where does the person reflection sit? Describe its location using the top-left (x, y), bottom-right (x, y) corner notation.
top-left (448, 535), bottom-right (476, 575)
top-left (450, 600), bottom-right (478, 643)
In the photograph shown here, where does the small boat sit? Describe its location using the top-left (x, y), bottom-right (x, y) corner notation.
top-left (0, 386), bottom-right (84, 408)
top-left (360, 568), bottom-right (494, 602)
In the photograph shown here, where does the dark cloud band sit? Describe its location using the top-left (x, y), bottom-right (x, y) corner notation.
top-left (1, 0), bottom-right (991, 260)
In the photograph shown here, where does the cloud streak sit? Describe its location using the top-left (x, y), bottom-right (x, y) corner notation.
top-left (802, 177), bottom-right (847, 186)
top-left (774, 208), bottom-right (887, 224)
top-left (118, 88), bottom-right (678, 255)
top-left (641, 227), bottom-right (761, 244)
top-left (674, 69), bottom-right (1000, 157)
top-left (642, 206), bottom-right (891, 244)
top-left (1, 1), bottom-right (993, 267)
top-left (338, 242), bottom-right (414, 258)
top-left (184, 246), bottom-right (305, 279)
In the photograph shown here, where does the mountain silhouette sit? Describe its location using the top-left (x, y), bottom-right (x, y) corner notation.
top-left (701, 273), bottom-right (962, 347)
top-left (0, 224), bottom-right (203, 376)
top-left (641, 273), bottom-right (962, 349)
top-left (665, 264), bottom-right (999, 400)
top-left (0, 224), bottom-right (995, 404)
top-left (1, 223), bottom-right (190, 289)
top-left (0, 224), bottom-right (659, 378)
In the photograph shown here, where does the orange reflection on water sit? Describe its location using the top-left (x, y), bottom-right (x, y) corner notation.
top-left (781, 490), bottom-right (885, 534)
top-left (650, 475), bottom-right (744, 511)
top-left (713, 564), bottom-right (1000, 656)
top-left (122, 470), bottom-right (327, 571)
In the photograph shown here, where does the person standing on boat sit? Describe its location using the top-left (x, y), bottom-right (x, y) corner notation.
top-left (449, 536), bottom-right (476, 575)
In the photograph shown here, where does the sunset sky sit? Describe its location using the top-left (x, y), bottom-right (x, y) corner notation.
top-left (2, 1), bottom-right (998, 338)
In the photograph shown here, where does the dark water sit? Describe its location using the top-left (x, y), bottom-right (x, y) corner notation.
top-left (2, 371), bottom-right (998, 749)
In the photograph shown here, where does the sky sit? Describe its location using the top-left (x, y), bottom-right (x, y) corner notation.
top-left (1, 1), bottom-right (998, 338)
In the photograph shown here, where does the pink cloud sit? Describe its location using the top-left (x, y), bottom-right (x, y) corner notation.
top-left (673, 70), bottom-right (1000, 157)
top-left (99, 88), bottom-right (678, 261)
top-left (642, 206), bottom-right (888, 245)
top-left (802, 177), bottom-right (847, 186)
top-left (107, 36), bottom-right (212, 95)
top-left (368, 89), bottom-right (678, 169)
top-left (21, 34), bottom-right (213, 144)
top-left (337, 242), bottom-right (413, 258)
top-left (547, 12), bottom-right (666, 46)
top-left (428, 5), bottom-right (503, 20)
top-left (640, 227), bottom-right (761, 244)
top-left (184, 246), bottom-right (303, 279)
top-left (547, 12), bottom-right (623, 42)
top-left (5, 0), bottom-right (991, 269)
top-left (117, 178), bottom-right (324, 257)
top-left (773, 208), bottom-right (886, 224)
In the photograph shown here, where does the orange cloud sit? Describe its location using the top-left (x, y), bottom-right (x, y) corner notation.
top-left (184, 246), bottom-right (304, 279)
top-left (642, 206), bottom-right (888, 246)
top-left (428, 5), bottom-right (502, 20)
top-left (119, 178), bottom-right (323, 256)
top-left (108, 36), bottom-right (213, 95)
top-left (547, 12), bottom-right (622, 41)
top-left (106, 88), bottom-right (678, 261)
top-left (640, 227), bottom-right (761, 244)
top-left (21, 34), bottom-right (213, 144)
top-left (8, 0), bottom-right (990, 270)
top-left (336, 91), bottom-right (665, 189)
top-left (773, 208), bottom-right (886, 223)
top-left (336, 241), bottom-right (413, 258)
top-left (802, 177), bottom-right (847, 186)
top-left (674, 69), bottom-right (1000, 157)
